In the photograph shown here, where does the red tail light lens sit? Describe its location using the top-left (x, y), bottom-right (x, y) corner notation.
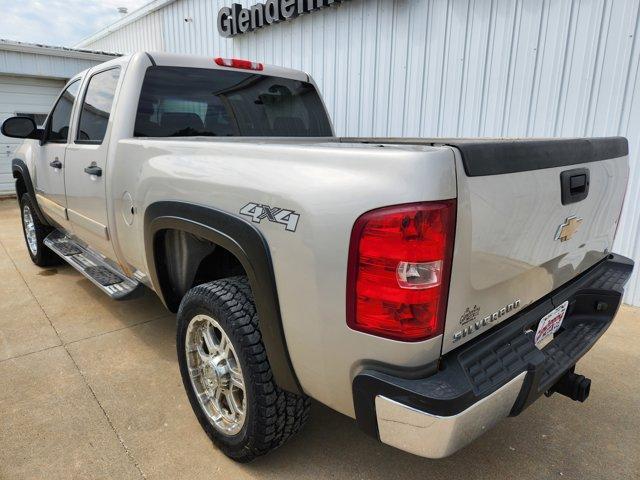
top-left (214, 57), bottom-right (264, 71)
top-left (346, 201), bottom-right (456, 342)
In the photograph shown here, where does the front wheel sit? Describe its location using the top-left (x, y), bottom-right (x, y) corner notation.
top-left (176, 276), bottom-right (310, 462)
top-left (19, 193), bottom-right (60, 267)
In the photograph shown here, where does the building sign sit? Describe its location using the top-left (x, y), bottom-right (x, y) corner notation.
top-left (218, 0), bottom-right (347, 38)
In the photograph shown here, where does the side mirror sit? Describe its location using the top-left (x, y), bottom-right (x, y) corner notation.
top-left (1, 116), bottom-right (41, 140)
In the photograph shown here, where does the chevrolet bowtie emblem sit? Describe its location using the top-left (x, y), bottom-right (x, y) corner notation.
top-left (555, 215), bottom-right (583, 242)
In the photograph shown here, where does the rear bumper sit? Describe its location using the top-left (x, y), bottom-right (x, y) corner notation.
top-left (352, 253), bottom-right (634, 458)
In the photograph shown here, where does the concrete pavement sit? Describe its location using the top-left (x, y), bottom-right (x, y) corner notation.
top-left (0, 198), bottom-right (638, 480)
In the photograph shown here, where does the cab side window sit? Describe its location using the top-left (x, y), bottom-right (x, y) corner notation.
top-left (46, 81), bottom-right (80, 143)
top-left (76, 68), bottom-right (120, 144)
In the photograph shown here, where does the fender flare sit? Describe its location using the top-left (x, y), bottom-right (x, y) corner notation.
top-left (11, 159), bottom-right (50, 226)
top-left (144, 201), bottom-right (302, 394)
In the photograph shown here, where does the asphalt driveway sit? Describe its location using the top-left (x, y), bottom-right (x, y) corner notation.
top-left (0, 198), bottom-right (638, 480)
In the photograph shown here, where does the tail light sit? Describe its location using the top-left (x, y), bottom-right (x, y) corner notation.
top-left (346, 201), bottom-right (456, 342)
top-left (214, 57), bottom-right (264, 71)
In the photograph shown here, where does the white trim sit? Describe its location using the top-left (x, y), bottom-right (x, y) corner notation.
top-left (0, 39), bottom-right (118, 61)
top-left (75, 0), bottom-right (177, 48)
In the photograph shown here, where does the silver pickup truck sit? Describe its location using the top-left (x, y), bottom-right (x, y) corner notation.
top-left (2, 52), bottom-right (634, 462)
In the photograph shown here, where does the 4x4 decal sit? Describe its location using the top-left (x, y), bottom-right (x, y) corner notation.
top-left (240, 202), bottom-right (300, 232)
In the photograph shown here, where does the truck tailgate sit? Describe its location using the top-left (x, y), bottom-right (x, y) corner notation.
top-left (441, 137), bottom-right (629, 352)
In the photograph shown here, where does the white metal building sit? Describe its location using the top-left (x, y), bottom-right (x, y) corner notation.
top-left (0, 40), bottom-right (116, 195)
top-left (75, 0), bottom-right (640, 306)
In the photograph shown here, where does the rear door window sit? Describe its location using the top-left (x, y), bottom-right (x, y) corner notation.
top-left (46, 80), bottom-right (80, 143)
top-left (135, 66), bottom-right (332, 137)
top-left (76, 68), bottom-right (121, 144)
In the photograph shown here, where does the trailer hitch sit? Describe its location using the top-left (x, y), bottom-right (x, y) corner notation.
top-left (545, 367), bottom-right (591, 403)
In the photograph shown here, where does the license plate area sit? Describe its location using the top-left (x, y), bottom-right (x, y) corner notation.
top-left (533, 301), bottom-right (569, 350)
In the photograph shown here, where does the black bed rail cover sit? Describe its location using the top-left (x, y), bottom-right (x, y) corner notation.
top-left (340, 136), bottom-right (628, 177)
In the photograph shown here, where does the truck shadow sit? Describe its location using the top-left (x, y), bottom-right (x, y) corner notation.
top-left (59, 273), bottom-right (640, 480)
top-left (245, 398), bottom-right (527, 480)
top-left (23, 264), bottom-right (637, 480)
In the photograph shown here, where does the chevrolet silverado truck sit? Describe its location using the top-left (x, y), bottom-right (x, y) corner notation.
top-left (2, 52), bottom-right (634, 462)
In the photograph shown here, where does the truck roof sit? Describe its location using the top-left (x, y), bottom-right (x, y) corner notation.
top-left (88, 51), bottom-right (310, 83)
top-left (147, 51), bottom-right (309, 81)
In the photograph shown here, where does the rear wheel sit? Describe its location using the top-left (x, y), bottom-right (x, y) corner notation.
top-left (176, 276), bottom-right (310, 462)
top-left (20, 193), bottom-right (59, 267)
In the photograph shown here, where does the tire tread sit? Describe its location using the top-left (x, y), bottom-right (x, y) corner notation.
top-left (19, 193), bottom-right (60, 267)
top-left (177, 276), bottom-right (310, 462)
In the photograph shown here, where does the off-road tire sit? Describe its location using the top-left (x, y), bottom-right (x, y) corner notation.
top-left (176, 276), bottom-right (310, 462)
top-left (19, 193), bottom-right (60, 267)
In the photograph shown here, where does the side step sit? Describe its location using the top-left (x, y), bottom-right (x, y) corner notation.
top-left (44, 230), bottom-right (139, 299)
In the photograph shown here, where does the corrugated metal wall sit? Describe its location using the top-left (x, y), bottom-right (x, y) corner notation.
top-left (0, 76), bottom-right (66, 194)
top-left (81, 0), bottom-right (640, 306)
top-left (0, 49), bottom-right (106, 80)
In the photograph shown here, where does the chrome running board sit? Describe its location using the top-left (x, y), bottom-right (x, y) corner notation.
top-left (44, 230), bottom-right (139, 299)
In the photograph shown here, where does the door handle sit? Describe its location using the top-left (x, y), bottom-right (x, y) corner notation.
top-left (49, 158), bottom-right (62, 169)
top-left (560, 168), bottom-right (590, 205)
top-left (84, 165), bottom-right (102, 177)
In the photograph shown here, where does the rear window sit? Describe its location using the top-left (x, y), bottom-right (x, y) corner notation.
top-left (134, 66), bottom-right (332, 138)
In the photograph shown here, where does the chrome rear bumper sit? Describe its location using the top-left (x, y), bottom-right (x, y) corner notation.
top-left (375, 373), bottom-right (525, 458)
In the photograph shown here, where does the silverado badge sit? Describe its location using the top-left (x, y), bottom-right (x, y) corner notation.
top-left (555, 215), bottom-right (583, 242)
top-left (453, 299), bottom-right (521, 343)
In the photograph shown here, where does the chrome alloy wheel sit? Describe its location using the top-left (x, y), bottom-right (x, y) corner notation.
top-left (186, 314), bottom-right (247, 435)
top-left (22, 204), bottom-right (37, 256)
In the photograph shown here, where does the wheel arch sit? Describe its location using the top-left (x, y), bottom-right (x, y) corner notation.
top-left (11, 158), bottom-right (49, 226)
top-left (144, 201), bottom-right (302, 394)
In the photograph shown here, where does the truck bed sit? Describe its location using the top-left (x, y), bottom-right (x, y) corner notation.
top-left (122, 134), bottom-right (628, 352)
top-left (141, 134), bottom-right (628, 174)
